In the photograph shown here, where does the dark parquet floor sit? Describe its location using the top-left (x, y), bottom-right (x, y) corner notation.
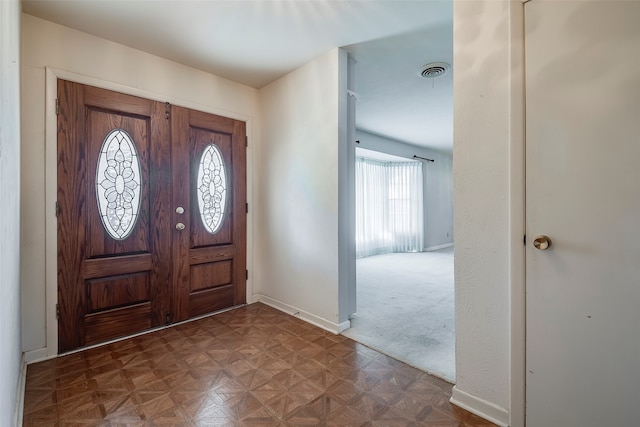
top-left (23, 303), bottom-right (496, 426)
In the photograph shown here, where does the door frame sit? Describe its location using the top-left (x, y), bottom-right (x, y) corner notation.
top-left (508, 3), bottom-right (526, 427)
top-left (43, 67), bottom-right (254, 358)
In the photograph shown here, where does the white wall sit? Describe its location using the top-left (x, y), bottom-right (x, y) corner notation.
top-left (255, 48), bottom-right (348, 332)
top-left (355, 130), bottom-right (454, 250)
top-left (20, 14), bottom-right (260, 357)
top-left (451, 1), bottom-right (524, 426)
top-left (0, 0), bottom-right (23, 423)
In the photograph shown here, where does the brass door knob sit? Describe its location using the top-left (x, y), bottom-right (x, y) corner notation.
top-left (533, 235), bottom-right (552, 250)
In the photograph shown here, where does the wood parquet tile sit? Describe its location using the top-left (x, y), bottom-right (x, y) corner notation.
top-left (23, 303), bottom-right (496, 426)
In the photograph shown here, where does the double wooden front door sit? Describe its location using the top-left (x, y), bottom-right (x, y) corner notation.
top-left (57, 80), bottom-right (246, 352)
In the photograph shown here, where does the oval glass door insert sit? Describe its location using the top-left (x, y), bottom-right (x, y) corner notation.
top-left (95, 129), bottom-right (141, 240)
top-left (197, 144), bottom-right (227, 234)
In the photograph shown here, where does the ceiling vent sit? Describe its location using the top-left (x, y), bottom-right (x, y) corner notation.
top-left (418, 62), bottom-right (450, 79)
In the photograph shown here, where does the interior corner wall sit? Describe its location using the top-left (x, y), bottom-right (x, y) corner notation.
top-left (0, 0), bottom-right (23, 423)
top-left (255, 48), bottom-right (343, 330)
top-left (451, 0), bottom-right (516, 424)
top-left (20, 13), bottom-right (260, 356)
top-left (340, 54), bottom-right (357, 322)
top-left (355, 130), bottom-right (454, 250)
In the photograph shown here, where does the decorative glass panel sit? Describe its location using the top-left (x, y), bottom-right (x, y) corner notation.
top-left (197, 144), bottom-right (227, 234)
top-left (95, 129), bottom-right (141, 240)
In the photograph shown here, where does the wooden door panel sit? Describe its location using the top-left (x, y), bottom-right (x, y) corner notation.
top-left (190, 261), bottom-right (232, 291)
top-left (189, 285), bottom-right (235, 318)
top-left (57, 80), bottom-right (170, 352)
top-left (87, 273), bottom-right (150, 312)
top-left (147, 100), bottom-right (173, 327)
top-left (170, 106), bottom-right (191, 321)
top-left (84, 87), bottom-right (152, 118)
top-left (83, 253), bottom-right (152, 279)
top-left (189, 109), bottom-right (236, 134)
top-left (189, 245), bottom-right (235, 265)
top-left (86, 109), bottom-right (151, 257)
top-left (172, 106), bottom-right (246, 322)
top-left (57, 80), bottom-right (87, 351)
top-left (84, 302), bottom-right (152, 346)
top-left (230, 119), bottom-right (247, 306)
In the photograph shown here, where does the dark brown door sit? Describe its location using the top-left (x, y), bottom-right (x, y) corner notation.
top-left (171, 107), bottom-right (246, 321)
top-left (57, 80), bottom-right (246, 352)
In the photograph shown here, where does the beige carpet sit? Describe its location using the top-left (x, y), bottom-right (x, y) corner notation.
top-left (342, 247), bottom-right (455, 382)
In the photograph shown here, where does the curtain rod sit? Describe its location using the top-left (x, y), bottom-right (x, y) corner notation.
top-left (413, 155), bottom-right (435, 163)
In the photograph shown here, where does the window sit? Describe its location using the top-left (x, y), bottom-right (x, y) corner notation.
top-left (95, 129), bottom-right (141, 240)
top-left (355, 157), bottom-right (423, 257)
top-left (197, 144), bottom-right (227, 234)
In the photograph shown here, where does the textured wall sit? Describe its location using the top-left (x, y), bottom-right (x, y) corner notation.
top-left (452, 0), bottom-right (517, 420)
top-left (0, 0), bottom-right (22, 423)
top-left (256, 49), bottom-right (343, 327)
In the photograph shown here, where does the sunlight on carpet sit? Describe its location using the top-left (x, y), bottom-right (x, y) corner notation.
top-left (342, 247), bottom-right (455, 383)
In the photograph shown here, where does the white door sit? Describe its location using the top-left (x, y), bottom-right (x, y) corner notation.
top-left (525, 2), bottom-right (640, 426)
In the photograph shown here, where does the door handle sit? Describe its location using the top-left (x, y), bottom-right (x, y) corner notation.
top-left (176, 222), bottom-right (185, 231)
top-left (175, 206), bottom-right (184, 214)
top-left (533, 235), bottom-right (552, 250)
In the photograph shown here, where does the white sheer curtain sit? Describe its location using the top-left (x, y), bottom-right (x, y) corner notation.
top-left (355, 157), bottom-right (424, 258)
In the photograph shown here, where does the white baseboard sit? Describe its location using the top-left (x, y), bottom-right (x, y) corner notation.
top-left (253, 294), bottom-right (350, 334)
top-left (24, 347), bottom-right (52, 365)
top-left (451, 386), bottom-right (510, 427)
top-left (424, 242), bottom-right (454, 252)
top-left (336, 320), bottom-right (350, 333)
top-left (14, 354), bottom-right (26, 427)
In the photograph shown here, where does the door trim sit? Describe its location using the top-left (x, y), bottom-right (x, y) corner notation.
top-left (508, 3), bottom-right (526, 427)
top-left (42, 67), bottom-right (254, 359)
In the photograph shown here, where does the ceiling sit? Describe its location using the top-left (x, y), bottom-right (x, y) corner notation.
top-left (22, 0), bottom-right (453, 152)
